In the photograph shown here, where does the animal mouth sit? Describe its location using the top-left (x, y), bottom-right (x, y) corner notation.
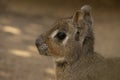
top-left (35, 36), bottom-right (48, 55)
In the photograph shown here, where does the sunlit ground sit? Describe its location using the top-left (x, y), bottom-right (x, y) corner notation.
top-left (2, 26), bottom-right (21, 35)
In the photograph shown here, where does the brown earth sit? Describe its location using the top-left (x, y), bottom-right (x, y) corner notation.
top-left (0, 1), bottom-right (120, 80)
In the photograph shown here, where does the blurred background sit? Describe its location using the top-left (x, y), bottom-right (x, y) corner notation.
top-left (0, 0), bottom-right (120, 80)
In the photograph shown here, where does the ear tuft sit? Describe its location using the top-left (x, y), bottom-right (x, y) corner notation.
top-left (81, 5), bottom-right (91, 14)
top-left (81, 5), bottom-right (92, 26)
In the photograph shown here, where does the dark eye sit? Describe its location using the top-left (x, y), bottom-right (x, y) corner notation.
top-left (55, 31), bottom-right (66, 40)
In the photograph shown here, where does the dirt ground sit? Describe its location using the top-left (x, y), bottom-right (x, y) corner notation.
top-left (0, 4), bottom-right (120, 80)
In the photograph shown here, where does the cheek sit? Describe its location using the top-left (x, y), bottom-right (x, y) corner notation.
top-left (46, 39), bottom-right (69, 57)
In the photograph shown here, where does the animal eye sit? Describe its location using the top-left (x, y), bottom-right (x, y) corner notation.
top-left (55, 31), bottom-right (66, 40)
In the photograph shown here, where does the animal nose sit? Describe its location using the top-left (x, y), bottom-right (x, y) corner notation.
top-left (35, 35), bottom-right (45, 46)
top-left (35, 35), bottom-right (48, 55)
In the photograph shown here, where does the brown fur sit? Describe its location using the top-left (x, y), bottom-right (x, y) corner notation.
top-left (35, 5), bottom-right (120, 80)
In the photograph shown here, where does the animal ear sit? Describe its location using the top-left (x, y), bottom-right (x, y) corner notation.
top-left (72, 5), bottom-right (92, 26)
top-left (73, 5), bottom-right (92, 45)
top-left (72, 10), bottom-right (81, 24)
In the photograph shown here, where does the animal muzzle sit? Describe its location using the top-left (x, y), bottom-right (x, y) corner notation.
top-left (35, 35), bottom-right (48, 55)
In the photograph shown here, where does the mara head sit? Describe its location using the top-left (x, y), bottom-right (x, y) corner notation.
top-left (35, 5), bottom-right (94, 61)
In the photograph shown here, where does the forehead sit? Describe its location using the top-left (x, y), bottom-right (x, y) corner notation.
top-left (54, 18), bottom-right (73, 31)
